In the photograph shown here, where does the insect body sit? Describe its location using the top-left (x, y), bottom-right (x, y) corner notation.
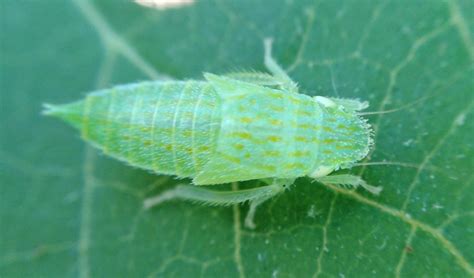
top-left (45, 39), bottom-right (380, 228)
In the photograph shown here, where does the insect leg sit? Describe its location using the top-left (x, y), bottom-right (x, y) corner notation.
top-left (263, 38), bottom-right (298, 93)
top-left (244, 178), bottom-right (294, 229)
top-left (143, 182), bottom-right (284, 209)
top-left (244, 196), bottom-right (270, 229)
top-left (314, 174), bottom-right (382, 195)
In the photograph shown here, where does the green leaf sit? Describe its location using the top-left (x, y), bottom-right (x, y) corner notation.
top-left (1, 0), bottom-right (473, 277)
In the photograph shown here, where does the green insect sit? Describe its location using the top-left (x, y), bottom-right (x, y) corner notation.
top-left (44, 38), bottom-right (381, 229)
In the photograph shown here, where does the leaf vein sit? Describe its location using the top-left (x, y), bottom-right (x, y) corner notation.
top-left (324, 184), bottom-right (474, 275)
top-left (313, 193), bottom-right (337, 278)
top-left (394, 226), bottom-right (417, 278)
top-left (447, 0), bottom-right (474, 60)
top-left (232, 182), bottom-right (246, 278)
top-left (401, 100), bottom-right (474, 211)
top-left (73, 0), bottom-right (171, 80)
top-left (360, 21), bottom-right (453, 175)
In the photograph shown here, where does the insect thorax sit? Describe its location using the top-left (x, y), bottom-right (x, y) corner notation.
top-left (194, 75), bottom-right (372, 184)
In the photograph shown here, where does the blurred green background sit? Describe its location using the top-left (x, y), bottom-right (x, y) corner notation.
top-left (1, 0), bottom-right (473, 277)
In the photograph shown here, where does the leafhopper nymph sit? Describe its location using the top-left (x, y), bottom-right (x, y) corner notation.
top-left (44, 39), bottom-right (381, 228)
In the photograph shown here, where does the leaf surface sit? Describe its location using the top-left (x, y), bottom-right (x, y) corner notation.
top-left (1, 0), bottom-right (473, 277)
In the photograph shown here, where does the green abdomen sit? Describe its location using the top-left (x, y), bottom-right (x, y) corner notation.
top-left (59, 81), bottom-right (221, 178)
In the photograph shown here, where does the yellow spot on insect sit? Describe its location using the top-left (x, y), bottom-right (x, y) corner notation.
top-left (297, 123), bottom-right (312, 129)
top-left (231, 94), bottom-right (247, 101)
top-left (233, 131), bottom-right (253, 140)
top-left (288, 96), bottom-right (301, 104)
top-left (298, 110), bottom-right (312, 116)
top-left (337, 124), bottom-right (357, 132)
top-left (234, 143), bottom-right (245, 150)
top-left (258, 164), bottom-right (276, 172)
top-left (198, 146), bottom-right (210, 152)
top-left (322, 139), bottom-right (336, 144)
top-left (264, 150), bottom-right (280, 157)
top-left (285, 162), bottom-right (305, 170)
top-left (336, 145), bottom-right (355, 150)
top-left (164, 144), bottom-right (173, 151)
top-left (295, 136), bottom-right (309, 142)
top-left (322, 150), bottom-right (333, 154)
top-left (143, 140), bottom-right (153, 147)
top-left (222, 154), bottom-right (241, 164)
top-left (323, 126), bottom-right (334, 132)
top-left (240, 117), bottom-right (253, 124)
top-left (270, 105), bottom-right (284, 112)
top-left (290, 150), bottom-right (310, 157)
top-left (267, 135), bottom-right (282, 142)
top-left (269, 92), bottom-right (284, 99)
top-left (269, 119), bottom-right (282, 126)
top-left (182, 130), bottom-right (193, 137)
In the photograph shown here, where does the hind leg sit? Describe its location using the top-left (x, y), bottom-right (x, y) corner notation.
top-left (144, 180), bottom-right (287, 229)
top-left (314, 174), bottom-right (382, 195)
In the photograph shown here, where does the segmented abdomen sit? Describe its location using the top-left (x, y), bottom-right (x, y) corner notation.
top-left (80, 81), bottom-right (221, 177)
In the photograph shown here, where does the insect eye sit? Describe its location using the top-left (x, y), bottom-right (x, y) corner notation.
top-left (313, 96), bottom-right (336, 108)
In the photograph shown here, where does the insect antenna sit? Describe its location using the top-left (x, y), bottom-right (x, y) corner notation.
top-left (353, 161), bottom-right (441, 172)
top-left (357, 93), bottom-right (433, 116)
top-left (353, 161), bottom-right (421, 168)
